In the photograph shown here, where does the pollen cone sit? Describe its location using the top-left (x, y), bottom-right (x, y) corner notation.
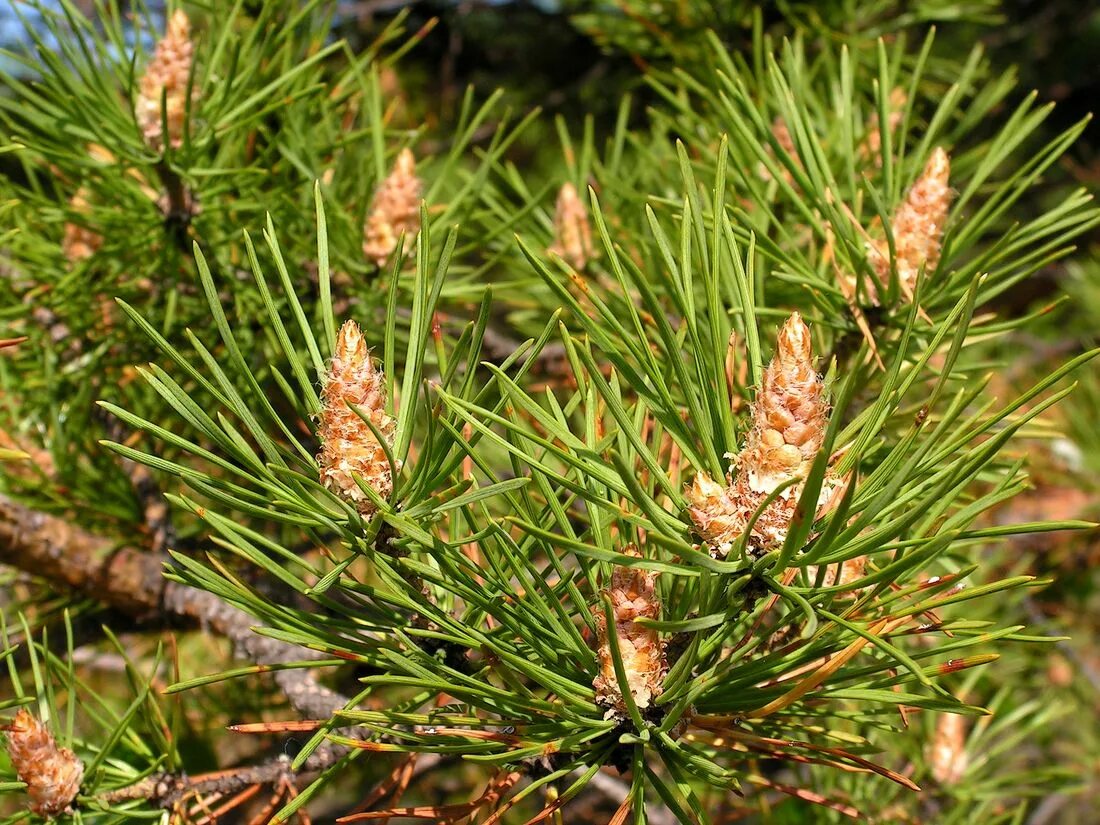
top-left (363, 148), bottom-right (422, 268)
top-left (547, 182), bottom-right (595, 270)
top-left (135, 10), bottom-right (195, 151)
top-left (593, 546), bottom-right (666, 718)
top-left (318, 321), bottom-right (399, 515)
top-left (867, 147), bottom-right (952, 296)
top-left (4, 709), bottom-right (83, 817)
top-left (929, 712), bottom-right (969, 784)
top-left (687, 313), bottom-right (840, 556)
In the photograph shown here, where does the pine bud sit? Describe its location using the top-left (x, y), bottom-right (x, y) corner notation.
top-left (742, 313), bottom-right (828, 495)
top-left (135, 10), bottom-right (195, 151)
top-left (757, 117), bottom-right (799, 184)
top-left (547, 182), bottom-right (594, 270)
top-left (363, 148), bottom-right (422, 268)
top-left (860, 87), bottom-right (907, 165)
top-left (805, 555), bottom-right (866, 588)
top-left (317, 321), bottom-right (399, 515)
top-left (684, 471), bottom-right (743, 557)
top-left (593, 546), bottom-right (666, 717)
top-left (62, 188), bottom-right (101, 264)
top-left (867, 148), bottom-right (952, 295)
top-left (686, 313), bottom-right (837, 556)
top-left (929, 712), bottom-right (969, 784)
top-left (3, 709), bottom-right (83, 817)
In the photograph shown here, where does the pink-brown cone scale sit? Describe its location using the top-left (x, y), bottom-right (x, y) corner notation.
top-left (929, 712), bottom-right (969, 784)
top-left (135, 10), bottom-right (194, 151)
top-left (805, 555), bottom-right (867, 589)
top-left (547, 182), bottom-right (595, 270)
top-left (868, 147), bottom-right (953, 295)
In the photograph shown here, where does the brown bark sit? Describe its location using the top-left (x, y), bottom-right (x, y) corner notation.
top-left (0, 494), bottom-right (164, 616)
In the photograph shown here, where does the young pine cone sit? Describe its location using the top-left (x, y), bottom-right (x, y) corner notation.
top-left (859, 86), bottom-right (907, 165)
top-left (62, 188), bottom-right (102, 264)
top-left (363, 148), bottom-right (422, 268)
top-left (547, 182), bottom-right (595, 270)
top-left (317, 321), bottom-right (399, 515)
top-left (686, 313), bottom-right (840, 557)
top-left (929, 712), bottom-right (969, 784)
top-left (741, 313), bottom-right (829, 495)
top-left (805, 554), bottom-right (867, 589)
top-left (135, 10), bottom-right (195, 151)
top-left (4, 709), bottom-right (84, 817)
top-left (593, 546), bottom-right (666, 718)
top-left (867, 147), bottom-right (952, 296)
top-left (684, 470), bottom-right (743, 556)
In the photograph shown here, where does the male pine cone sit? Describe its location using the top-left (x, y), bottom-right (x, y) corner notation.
top-left (135, 10), bottom-right (195, 151)
top-left (4, 710), bottom-right (84, 817)
top-left (929, 712), bottom-right (969, 784)
top-left (318, 321), bottom-right (398, 515)
top-left (867, 147), bottom-right (952, 297)
top-left (593, 546), bottom-right (666, 718)
top-left (547, 182), bottom-right (595, 270)
top-left (687, 313), bottom-right (838, 556)
top-left (363, 148), bottom-right (422, 268)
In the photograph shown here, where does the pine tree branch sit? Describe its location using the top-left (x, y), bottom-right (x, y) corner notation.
top-left (0, 493), bottom-right (352, 792)
top-left (153, 160), bottom-right (197, 253)
top-left (97, 759), bottom-right (299, 808)
top-left (0, 493), bottom-right (164, 617)
top-left (0, 494), bottom-right (342, 715)
top-left (0, 495), bottom-right (677, 822)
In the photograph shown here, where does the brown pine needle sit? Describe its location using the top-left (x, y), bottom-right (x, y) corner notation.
top-left (724, 729), bottom-right (920, 791)
top-left (338, 771), bottom-right (521, 822)
top-left (193, 783), bottom-right (264, 825)
top-left (745, 774), bottom-right (860, 819)
top-left (228, 720), bottom-right (325, 734)
top-left (350, 755), bottom-right (418, 813)
top-left (245, 785), bottom-right (289, 825)
top-left (376, 755), bottom-right (417, 825)
top-left (745, 617), bottom-right (907, 718)
top-left (609, 795), bottom-right (633, 825)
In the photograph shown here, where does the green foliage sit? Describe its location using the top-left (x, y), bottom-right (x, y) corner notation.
top-left (562, 0), bottom-right (1003, 65)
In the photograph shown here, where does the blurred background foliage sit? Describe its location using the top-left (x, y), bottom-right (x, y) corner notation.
top-left (6, 1), bottom-right (1097, 164)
